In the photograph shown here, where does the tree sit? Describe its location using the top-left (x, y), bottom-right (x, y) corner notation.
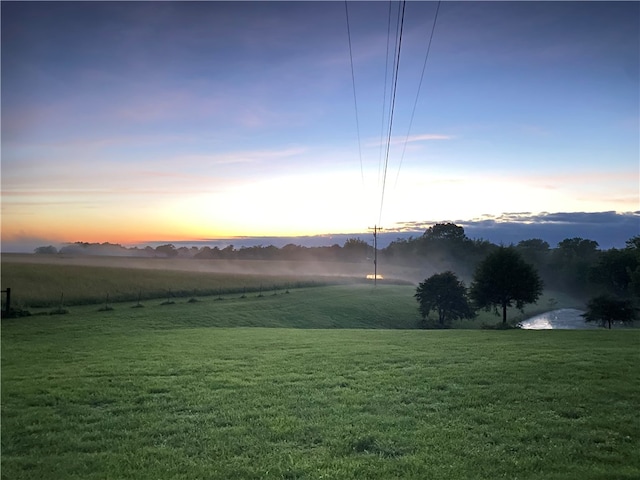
top-left (556, 237), bottom-right (599, 259)
top-left (470, 246), bottom-right (543, 325)
top-left (423, 223), bottom-right (467, 242)
top-left (155, 244), bottom-right (178, 257)
top-left (624, 236), bottom-right (640, 302)
top-left (589, 248), bottom-right (639, 298)
top-left (34, 245), bottom-right (58, 254)
top-left (515, 238), bottom-right (550, 268)
top-left (414, 271), bottom-right (475, 327)
top-left (625, 235), bottom-right (640, 250)
top-left (551, 237), bottom-right (599, 294)
top-left (342, 238), bottom-right (371, 262)
top-left (582, 295), bottom-right (638, 329)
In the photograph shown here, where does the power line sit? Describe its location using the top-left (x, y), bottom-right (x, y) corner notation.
top-left (377, 1), bottom-right (396, 190)
top-left (394, 0), bottom-right (442, 188)
top-left (341, 2), bottom-right (440, 283)
top-left (380, 3), bottom-right (403, 192)
top-left (344, 0), bottom-right (364, 186)
top-left (378, 0), bottom-right (406, 226)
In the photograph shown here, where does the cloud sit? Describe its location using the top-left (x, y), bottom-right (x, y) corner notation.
top-left (403, 134), bottom-right (455, 143)
top-left (0, 232), bottom-right (64, 253)
top-left (386, 211), bottom-right (639, 249)
top-left (2, 144), bottom-right (310, 195)
top-left (366, 133), bottom-right (453, 148)
top-left (483, 211), bottom-right (640, 226)
top-left (164, 146), bottom-right (308, 168)
top-left (7, 133), bottom-right (198, 152)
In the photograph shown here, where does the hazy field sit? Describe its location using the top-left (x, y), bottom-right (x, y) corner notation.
top-left (1, 254), bottom-right (422, 309)
top-left (4, 254), bottom-right (636, 479)
top-left (2, 252), bottom-right (424, 281)
top-left (1, 254), bottom-right (581, 319)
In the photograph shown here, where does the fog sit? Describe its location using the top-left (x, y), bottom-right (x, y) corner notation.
top-left (3, 253), bottom-right (423, 285)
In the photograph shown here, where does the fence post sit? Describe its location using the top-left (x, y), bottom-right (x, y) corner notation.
top-left (2, 287), bottom-right (10, 314)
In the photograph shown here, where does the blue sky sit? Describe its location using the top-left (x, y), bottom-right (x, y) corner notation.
top-left (2, 1), bottom-right (638, 251)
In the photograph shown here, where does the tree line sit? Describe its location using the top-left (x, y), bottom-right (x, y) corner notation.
top-left (411, 225), bottom-right (639, 329)
top-left (34, 223), bottom-right (639, 327)
top-left (34, 225), bottom-right (639, 304)
top-left (34, 238), bottom-right (374, 263)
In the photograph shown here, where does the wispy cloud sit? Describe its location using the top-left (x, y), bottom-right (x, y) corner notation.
top-left (1, 145), bottom-right (313, 210)
top-left (404, 134), bottom-right (454, 143)
top-left (6, 133), bottom-right (198, 151)
top-left (159, 147), bottom-right (311, 180)
top-left (365, 133), bottom-right (453, 148)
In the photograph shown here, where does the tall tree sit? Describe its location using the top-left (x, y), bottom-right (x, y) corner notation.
top-left (342, 238), bottom-right (371, 262)
top-left (624, 236), bottom-right (640, 302)
top-left (414, 271), bottom-right (475, 327)
top-left (551, 237), bottom-right (599, 294)
top-left (470, 247), bottom-right (544, 325)
top-left (515, 238), bottom-right (550, 269)
top-left (589, 248), bottom-right (639, 298)
top-left (155, 244), bottom-right (178, 257)
top-left (582, 295), bottom-right (638, 329)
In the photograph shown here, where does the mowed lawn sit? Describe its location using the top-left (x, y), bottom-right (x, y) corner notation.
top-left (2, 304), bottom-right (638, 479)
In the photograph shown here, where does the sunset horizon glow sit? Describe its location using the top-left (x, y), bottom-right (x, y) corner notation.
top-left (2, 2), bottom-right (638, 252)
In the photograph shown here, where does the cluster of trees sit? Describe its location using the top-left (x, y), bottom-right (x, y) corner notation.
top-left (34, 239), bottom-right (373, 263)
top-left (34, 223), bottom-right (639, 328)
top-left (415, 233), bottom-right (639, 329)
top-left (193, 238), bottom-right (372, 262)
top-left (381, 222), bottom-right (638, 299)
top-left (34, 225), bottom-right (636, 301)
top-left (415, 246), bottom-right (544, 327)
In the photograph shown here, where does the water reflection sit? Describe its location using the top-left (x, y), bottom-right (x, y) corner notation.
top-left (519, 308), bottom-right (597, 330)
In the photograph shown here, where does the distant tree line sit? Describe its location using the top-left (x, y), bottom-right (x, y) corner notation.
top-left (34, 224), bottom-right (640, 317)
top-left (34, 238), bottom-right (374, 263)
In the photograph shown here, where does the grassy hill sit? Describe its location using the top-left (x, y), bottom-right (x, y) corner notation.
top-left (2, 255), bottom-right (636, 478)
top-left (2, 320), bottom-right (638, 479)
top-left (1, 254), bottom-right (583, 329)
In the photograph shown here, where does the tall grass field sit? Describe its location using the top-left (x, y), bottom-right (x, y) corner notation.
top-left (2, 256), bottom-right (638, 479)
top-left (1, 255), bottom-right (579, 323)
top-left (0, 259), bottom-right (351, 308)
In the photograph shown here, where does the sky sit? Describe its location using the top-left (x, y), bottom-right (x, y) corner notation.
top-left (2, 1), bottom-right (639, 252)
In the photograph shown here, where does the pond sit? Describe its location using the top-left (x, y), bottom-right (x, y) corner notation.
top-left (518, 308), bottom-right (598, 330)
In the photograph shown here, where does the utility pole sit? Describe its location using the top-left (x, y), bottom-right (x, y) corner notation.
top-left (368, 225), bottom-right (383, 286)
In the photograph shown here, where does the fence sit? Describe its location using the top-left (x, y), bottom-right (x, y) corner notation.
top-left (1, 287), bottom-right (11, 315)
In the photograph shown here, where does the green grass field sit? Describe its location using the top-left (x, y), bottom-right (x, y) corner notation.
top-left (2, 257), bottom-right (637, 479)
top-left (2, 316), bottom-right (638, 479)
top-left (1, 255), bottom-right (581, 325)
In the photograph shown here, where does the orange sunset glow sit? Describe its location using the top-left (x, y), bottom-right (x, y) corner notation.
top-left (2, 1), bottom-right (638, 252)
